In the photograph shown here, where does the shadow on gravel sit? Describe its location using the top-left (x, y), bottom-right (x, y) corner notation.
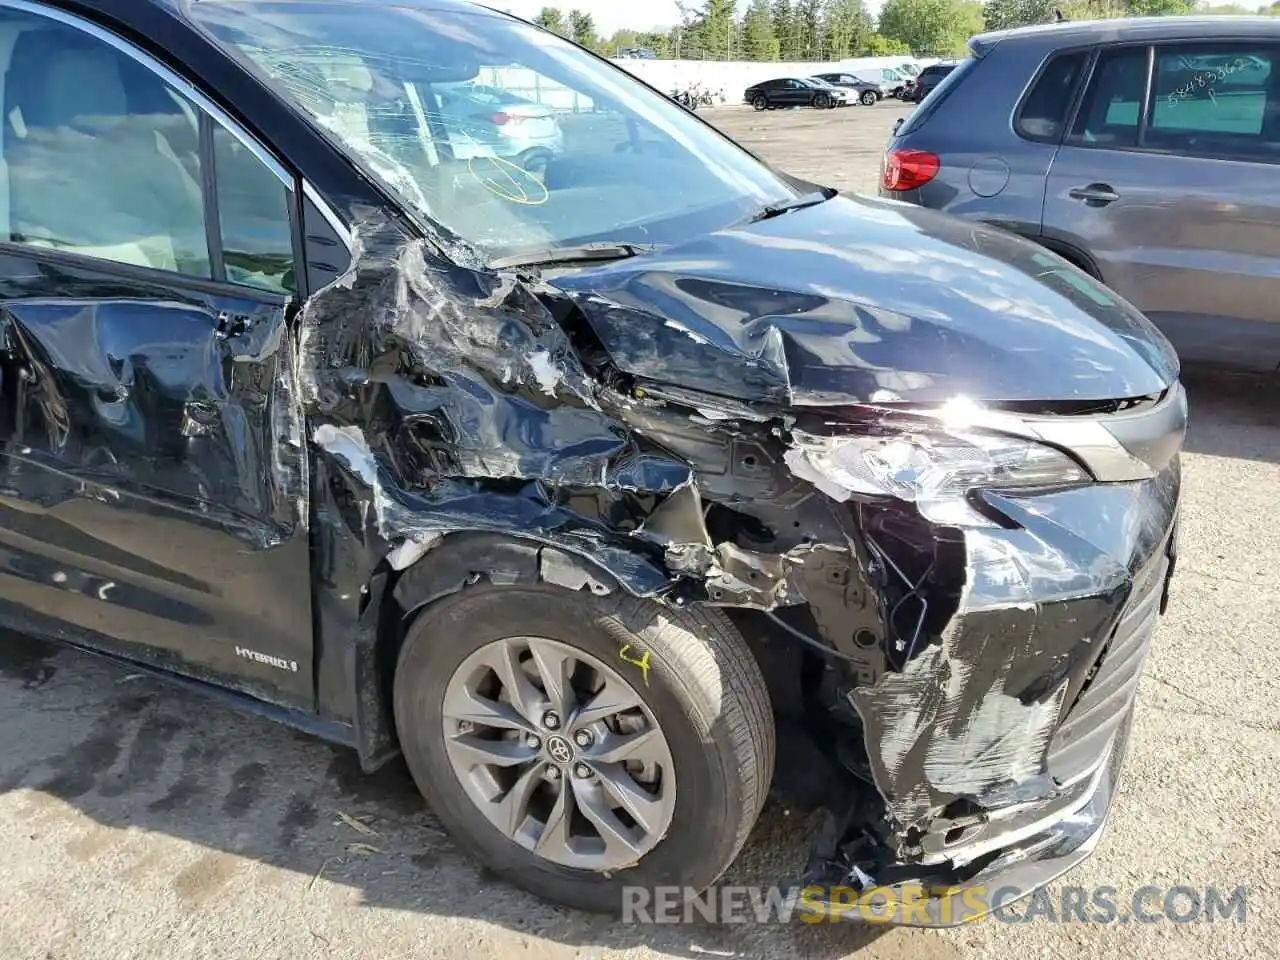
top-left (0, 632), bottom-right (889, 959)
top-left (1180, 366), bottom-right (1280, 465)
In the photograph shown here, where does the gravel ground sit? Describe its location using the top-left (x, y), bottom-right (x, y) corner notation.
top-left (1, 101), bottom-right (1276, 960)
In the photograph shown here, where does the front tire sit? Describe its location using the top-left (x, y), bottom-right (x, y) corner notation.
top-left (814, 93), bottom-right (830, 109)
top-left (860, 90), bottom-right (878, 106)
top-left (752, 94), bottom-right (768, 111)
top-left (393, 582), bottom-right (775, 914)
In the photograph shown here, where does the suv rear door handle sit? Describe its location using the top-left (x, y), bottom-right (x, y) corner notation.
top-left (1069, 183), bottom-right (1120, 205)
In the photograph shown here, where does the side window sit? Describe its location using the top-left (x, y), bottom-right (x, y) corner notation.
top-left (1070, 46), bottom-right (1149, 148)
top-left (1146, 43), bottom-right (1277, 160)
top-left (2, 15), bottom-right (209, 275)
top-left (1017, 50), bottom-right (1089, 142)
top-left (213, 126), bottom-right (295, 292)
top-left (0, 8), bottom-right (295, 289)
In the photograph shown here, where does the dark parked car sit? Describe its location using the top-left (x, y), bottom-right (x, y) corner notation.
top-left (2, 0), bottom-right (1182, 926)
top-left (744, 76), bottom-right (849, 110)
top-left (812, 71), bottom-right (884, 106)
top-left (882, 17), bottom-right (1280, 370)
top-left (908, 60), bottom-right (959, 102)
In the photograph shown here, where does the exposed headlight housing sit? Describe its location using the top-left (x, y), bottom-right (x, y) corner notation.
top-left (785, 425), bottom-right (1091, 526)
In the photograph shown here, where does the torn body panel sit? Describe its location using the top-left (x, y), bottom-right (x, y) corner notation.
top-left (0, 250), bottom-right (314, 707)
top-left (296, 194), bottom-right (1183, 917)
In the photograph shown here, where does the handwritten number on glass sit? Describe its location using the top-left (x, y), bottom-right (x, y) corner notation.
top-left (1166, 57), bottom-right (1252, 109)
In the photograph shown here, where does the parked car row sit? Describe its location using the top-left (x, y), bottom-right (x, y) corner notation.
top-left (745, 74), bottom-right (913, 110)
top-left (813, 71), bottom-right (893, 105)
top-left (744, 76), bottom-right (851, 109)
top-left (905, 60), bottom-right (960, 102)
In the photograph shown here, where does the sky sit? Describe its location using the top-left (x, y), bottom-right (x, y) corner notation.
top-left (492, 1), bottom-right (1272, 37)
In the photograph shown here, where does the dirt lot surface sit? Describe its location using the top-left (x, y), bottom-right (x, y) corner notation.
top-left (1, 102), bottom-right (1276, 960)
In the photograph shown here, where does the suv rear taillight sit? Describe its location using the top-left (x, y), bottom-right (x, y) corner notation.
top-left (881, 148), bottom-right (939, 191)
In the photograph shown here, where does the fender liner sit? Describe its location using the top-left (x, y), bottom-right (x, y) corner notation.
top-left (353, 533), bottom-right (621, 771)
top-left (1034, 236), bottom-right (1103, 280)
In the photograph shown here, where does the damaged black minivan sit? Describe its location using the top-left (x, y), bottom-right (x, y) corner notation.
top-left (0, 0), bottom-right (1183, 924)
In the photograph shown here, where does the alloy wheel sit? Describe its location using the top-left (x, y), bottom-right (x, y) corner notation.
top-left (441, 636), bottom-right (676, 871)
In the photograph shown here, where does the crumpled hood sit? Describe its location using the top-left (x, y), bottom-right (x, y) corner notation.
top-left (548, 194), bottom-right (1179, 406)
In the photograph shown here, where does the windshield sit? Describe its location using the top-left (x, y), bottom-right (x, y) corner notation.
top-left (188, 1), bottom-right (797, 259)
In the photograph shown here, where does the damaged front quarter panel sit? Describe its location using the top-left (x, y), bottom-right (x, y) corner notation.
top-left (297, 201), bottom-right (1182, 915)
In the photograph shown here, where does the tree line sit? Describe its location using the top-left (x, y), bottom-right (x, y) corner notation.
top-left (532, 0), bottom-right (1277, 60)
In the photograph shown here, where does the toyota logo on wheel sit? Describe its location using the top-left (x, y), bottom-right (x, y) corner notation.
top-left (546, 736), bottom-right (574, 765)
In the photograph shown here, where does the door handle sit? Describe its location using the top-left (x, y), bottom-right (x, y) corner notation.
top-left (1069, 183), bottom-right (1120, 206)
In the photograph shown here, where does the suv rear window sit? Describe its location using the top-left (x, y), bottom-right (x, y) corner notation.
top-left (896, 58), bottom-right (976, 136)
top-left (1017, 50), bottom-right (1088, 142)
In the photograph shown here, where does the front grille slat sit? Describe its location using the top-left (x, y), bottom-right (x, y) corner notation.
top-left (1046, 552), bottom-right (1168, 784)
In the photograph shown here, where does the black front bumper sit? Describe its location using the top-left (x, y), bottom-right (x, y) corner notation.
top-left (793, 462), bottom-right (1180, 926)
top-left (795, 709), bottom-right (1134, 925)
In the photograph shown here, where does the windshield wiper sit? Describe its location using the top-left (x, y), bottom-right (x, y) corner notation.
top-left (747, 187), bottom-right (838, 224)
top-left (489, 242), bottom-right (663, 270)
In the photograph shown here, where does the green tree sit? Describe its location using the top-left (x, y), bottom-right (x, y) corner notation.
top-left (1058, 0), bottom-right (1128, 18)
top-left (879, 0), bottom-right (976, 54)
top-left (957, 0), bottom-right (985, 36)
top-left (568, 9), bottom-right (598, 49)
top-left (772, 0), bottom-right (801, 59)
top-left (606, 28), bottom-right (639, 54)
top-left (533, 7), bottom-right (568, 35)
top-left (673, 1), bottom-right (703, 56)
top-left (862, 32), bottom-right (913, 54)
top-left (707, 0), bottom-right (741, 58)
top-left (677, 0), bottom-right (739, 59)
top-left (981, 0), bottom-right (1056, 29)
top-left (742, 0), bottom-right (781, 59)
top-left (1128, 0), bottom-right (1194, 12)
top-left (824, 0), bottom-right (872, 60)
top-left (635, 30), bottom-right (673, 56)
top-left (794, 0), bottom-right (823, 59)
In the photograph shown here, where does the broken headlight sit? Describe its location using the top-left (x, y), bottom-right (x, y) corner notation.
top-left (785, 426), bottom-right (1091, 525)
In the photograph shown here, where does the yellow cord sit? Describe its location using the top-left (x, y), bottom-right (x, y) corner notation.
top-left (466, 156), bottom-right (550, 206)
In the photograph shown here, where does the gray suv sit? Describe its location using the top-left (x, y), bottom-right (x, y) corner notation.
top-left (881, 17), bottom-right (1280, 370)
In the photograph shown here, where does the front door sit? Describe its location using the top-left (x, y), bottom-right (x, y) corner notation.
top-left (0, 5), bottom-right (314, 706)
top-left (1044, 40), bottom-right (1280, 369)
top-left (780, 80), bottom-right (808, 106)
